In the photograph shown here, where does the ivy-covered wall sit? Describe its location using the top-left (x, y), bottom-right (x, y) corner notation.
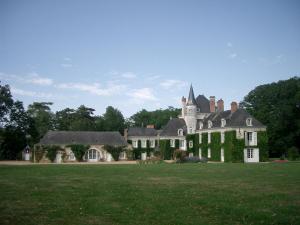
top-left (209, 132), bottom-right (221, 161)
top-left (199, 133), bottom-right (208, 158)
top-left (130, 139), bottom-right (156, 160)
top-left (257, 131), bottom-right (268, 162)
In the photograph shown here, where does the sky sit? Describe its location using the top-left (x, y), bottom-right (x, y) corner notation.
top-left (0, 0), bottom-right (299, 117)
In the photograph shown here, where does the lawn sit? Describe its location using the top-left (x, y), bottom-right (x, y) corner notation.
top-left (0, 163), bottom-right (299, 225)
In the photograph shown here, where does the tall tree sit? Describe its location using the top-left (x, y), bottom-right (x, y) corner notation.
top-left (69, 105), bottom-right (96, 131)
top-left (241, 77), bottom-right (300, 157)
top-left (0, 83), bottom-right (14, 125)
top-left (102, 106), bottom-right (125, 134)
top-left (27, 102), bottom-right (54, 141)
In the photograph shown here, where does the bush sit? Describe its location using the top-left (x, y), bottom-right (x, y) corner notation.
top-left (177, 156), bottom-right (207, 163)
top-left (287, 146), bottom-right (300, 160)
top-left (45, 145), bottom-right (62, 162)
top-left (104, 145), bottom-right (125, 161)
top-left (173, 149), bottom-right (186, 160)
top-left (67, 144), bottom-right (90, 161)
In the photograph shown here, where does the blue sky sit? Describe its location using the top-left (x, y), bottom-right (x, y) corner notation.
top-left (0, 0), bottom-right (299, 117)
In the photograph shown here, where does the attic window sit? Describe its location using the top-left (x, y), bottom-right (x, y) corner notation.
top-left (246, 118), bottom-right (253, 126)
top-left (178, 129), bottom-right (183, 136)
top-left (208, 120), bottom-right (213, 128)
top-left (221, 119), bottom-right (226, 127)
top-left (197, 108), bottom-right (200, 112)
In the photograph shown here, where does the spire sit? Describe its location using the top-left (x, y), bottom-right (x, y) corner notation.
top-left (187, 84), bottom-right (196, 105)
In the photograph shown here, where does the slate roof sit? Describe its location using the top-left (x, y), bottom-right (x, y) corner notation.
top-left (202, 109), bottom-right (265, 129)
top-left (160, 118), bottom-right (187, 136)
top-left (187, 85), bottom-right (197, 105)
top-left (195, 95), bottom-right (210, 113)
top-left (127, 127), bottom-right (158, 137)
top-left (39, 131), bottom-right (127, 146)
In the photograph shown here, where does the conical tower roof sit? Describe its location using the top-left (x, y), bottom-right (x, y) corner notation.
top-left (187, 84), bottom-right (196, 105)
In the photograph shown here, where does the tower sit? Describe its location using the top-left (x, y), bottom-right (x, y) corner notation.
top-left (185, 85), bottom-right (197, 134)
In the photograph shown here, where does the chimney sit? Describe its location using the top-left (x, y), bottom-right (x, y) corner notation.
top-left (210, 96), bottom-right (216, 113)
top-left (146, 124), bottom-right (155, 129)
top-left (231, 101), bottom-right (238, 113)
top-left (124, 128), bottom-right (128, 141)
top-left (217, 99), bottom-right (224, 112)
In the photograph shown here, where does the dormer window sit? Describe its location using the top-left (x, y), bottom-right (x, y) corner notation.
top-left (178, 129), bottom-right (183, 136)
top-left (199, 121), bottom-right (203, 129)
top-left (221, 119), bottom-right (226, 127)
top-left (197, 108), bottom-right (200, 112)
top-left (246, 118), bottom-right (252, 126)
top-left (208, 120), bottom-right (213, 128)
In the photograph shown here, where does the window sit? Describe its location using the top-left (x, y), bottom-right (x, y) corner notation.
top-left (88, 149), bottom-right (97, 159)
top-left (208, 148), bottom-right (211, 158)
top-left (221, 119), bottom-right (226, 127)
top-left (208, 132), bottom-right (211, 144)
top-left (119, 151), bottom-right (126, 159)
top-left (69, 152), bottom-right (75, 160)
top-left (221, 132), bottom-right (225, 144)
top-left (208, 120), bottom-right (213, 128)
top-left (150, 140), bottom-right (155, 148)
top-left (247, 132), bottom-right (253, 142)
top-left (247, 149), bottom-right (253, 158)
top-left (199, 121), bottom-right (203, 129)
top-left (170, 139), bottom-right (175, 147)
top-left (199, 133), bottom-right (202, 144)
top-left (189, 127), bottom-right (193, 134)
top-left (197, 108), bottom-right (200, 112)
top-left (141, 140), bottom-right (147, 148)
top-left (132, 140), bottom-right (138, 148)
top-left (246, 132), bottom-right (257, 146)
top-left (178, 129), bottom-right (183, 136)
top-left (246, 118), bottom-right (253, 126)
top-left (179, 140), bottom-right (185, 148)
top-left (189, 141), bottom-right (193, 148)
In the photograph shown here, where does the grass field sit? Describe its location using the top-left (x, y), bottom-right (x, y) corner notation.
top-left (0, 163), bottom-right (299, 225)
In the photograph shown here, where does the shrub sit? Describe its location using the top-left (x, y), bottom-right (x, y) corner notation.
top-left (67, 144), bottom-right (90, 161)
top-left (287, 146), bottom-right (300, 160)
top-left (104, 145), bottom-right (126, 161)
top-left (177, 156), bottom-right (207, 163)
top-left (45, 145), bottom-right (62, 162)
top-left (173, 149), bottom-right (186, 160)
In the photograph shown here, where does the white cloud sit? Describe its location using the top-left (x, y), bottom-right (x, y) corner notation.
top-left (229, 53), bottom-right (237, 59)
top-left (160, 79), bottom-right (188, 90)
top-left (0, 72), bottom-right (53, 86)
top-left (11, 87), bottom-right (53, 98)
top-left (56, 82), bottom-right (126, 96)
top-left (127, 88), bottom-right (157, 101)
top-left (121, 72), bottom-right (137, 79)
top-left (227, 42), bottom-right (233, 48)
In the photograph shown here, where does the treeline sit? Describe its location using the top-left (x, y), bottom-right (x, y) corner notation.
top-left (0, 83), bottom-right (180, 159)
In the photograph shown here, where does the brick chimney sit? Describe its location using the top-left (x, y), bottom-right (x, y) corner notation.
top-left (210, 96), bottom-right (216, 113)
top-left (217, 99), bottom-right (224, 112)
top-left (124, 128), bottom-right (128, 141)
top-left (231, 101), bottom-right (238, 113)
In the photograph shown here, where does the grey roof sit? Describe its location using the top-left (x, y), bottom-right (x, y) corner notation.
top-left (39, 131), bottom-right (127, 146)
top-left (127, 127), bottom-right (157, 137)
top-left (160, 118), bottom-right (187, 136)
top-left (196, 95), bottom-right (210, 113)
top-left (203, 109), bottom-right (265, 129)
top-left (187, 85), bottom-right (197, 105)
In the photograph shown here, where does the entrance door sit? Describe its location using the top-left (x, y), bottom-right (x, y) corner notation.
top-left (244, 148), bottom-right (259, 163)
top-left (25, 153), bottom-right (30, 161)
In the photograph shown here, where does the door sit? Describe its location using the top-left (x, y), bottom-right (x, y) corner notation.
top-left (56, 152), bottom-right (62, 163)
top-left (87, 149), bottom-right (98, 162)
top-left (25, 153), bottom-right (30, 161)
top-left (244, 148), bottom-right (259, 163)
top-left (141, 152), bottom-right (147, 161)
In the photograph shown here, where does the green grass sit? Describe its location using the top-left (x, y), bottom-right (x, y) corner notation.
top-left (0, 163), bottom-right (299, 225)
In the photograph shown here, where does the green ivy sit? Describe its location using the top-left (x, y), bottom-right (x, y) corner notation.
top-left (104, 145), bottom-right (125, 161)
top-left (257, 131), bottom-right (268, 161)
top-left (199, 133), bottom-right (208, 158)
top-left (45, 145), bottom-right (62, 162)
top-left (67, 144), bottom-right (90, 161)
top-left (223, 131), bottom-right (244, 162)
top-left (209, 132), bottom-right (221, 161)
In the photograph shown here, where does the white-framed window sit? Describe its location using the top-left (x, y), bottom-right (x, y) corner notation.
top-left (189, 127), bottom-right (193, 134)
top-left (189, 141), bottom-right (193, 148)
top-left (208, 120), bottom-right (213, 128)
top-left (208, 132), bottom-right (211, 144)
top-left (178, 129), bottom-right (183, 136)
top-left (221, 132), bottom-right (225, 144)
top-left (150, 140), bottom-right (155, 148)
top-left (199, 133), bottom-right (202, 144)
top-left (199, 121), bottom-right (203, 129)
top-left (170, 139), bottom-right (175, 147)
top-left (88, 149), bottom-right (97, 159)
top-left (179, 140), bottom-right (185, 148)
top-left (246, 132), bottom-right (257, 146)
top-left (141, 140), bottom-right (147, 148)
top-left (221, 119), bottom-right (226, 127)
top-left (69, 152), bottom-right (75, 160)
top-left (247, 148), bottom-right (253, 158)
top-left (208, 148), bottom-right (211, 158)
top-left (132, 140), bottom-right (138, 148)
top-left (246, 118), bottom-right (253, 126)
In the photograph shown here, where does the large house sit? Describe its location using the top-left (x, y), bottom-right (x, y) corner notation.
top-left (127, 85), bottom-right (267, 163)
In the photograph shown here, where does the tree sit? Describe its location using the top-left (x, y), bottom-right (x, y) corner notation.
top-left (27, 102), bottom-right (54, 142)
top-left (129, 107), bottom-right (181, 129)
top-left (241, 77), bottom-right (300, 157)
top-left (102, 106), bottom-right (125, 134)
top-left (0, 83), bottom-right (14, 125)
